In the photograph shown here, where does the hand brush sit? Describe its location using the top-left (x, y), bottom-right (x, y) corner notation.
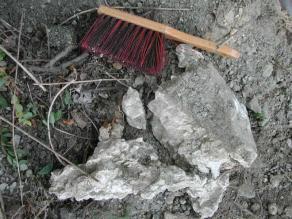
top-left (81, 6), bottom-right (240, 75)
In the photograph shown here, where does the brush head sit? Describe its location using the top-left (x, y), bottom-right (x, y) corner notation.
top-left (80, 15), bottom-right (166, 75)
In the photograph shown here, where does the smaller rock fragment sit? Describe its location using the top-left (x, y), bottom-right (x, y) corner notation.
top-left (268, 203), bottom-right (278, 215)
top-left (176, 44), bottom-right (203, 68)
top-left (122, 87), bottom-right (146, 130)
top-left (71, 110), bottom-right (87, 129)
top-left (284, 206), bottom-right (292, 218)
top-left (238, 183), bottom-right (255, 199)
top-left (113, 62), bottom-right (123, 70)
top-left (250, 203), bottom-right (261, 213)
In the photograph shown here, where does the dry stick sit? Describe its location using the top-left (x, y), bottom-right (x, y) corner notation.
top-left (47, 81), bottom-right (75, 166)
top-left (0, 18), bottom-right (29, 39)
top-left (12, 12), bottom-right (24, 206)
top-left (34, 201), bottom-right (51, 219)
top-left (113, 6), bottom-right (192, 11)
top-left (34, 78), bottom-right (128, 86)
top-left (28, 53), bottom-right (89, 73)
top-left (103, 71), bottom-right (129, 88)
top-left (60, 8), bottom-right (97, 25)
top-left (60, 6), bottom-right (191, 25)
top-left (54, 126), bottom-right (96, 140)
top-left (0, 115), bottom-right (99, 182)
top-left (0, 45), bottom-right (47, 91)
top-left (0, 193), bottom-right (6, 219)
top-left (44, 45), bottom-right (77, 68)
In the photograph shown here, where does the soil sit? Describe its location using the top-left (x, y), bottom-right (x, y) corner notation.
top-left (0, 0), bottom-right (291, 218)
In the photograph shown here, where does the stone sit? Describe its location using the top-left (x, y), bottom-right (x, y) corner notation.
top-left (238, 183), bottom-right (256, 198)
top-left (262, 63), bottom-right (273, 78)
top-left (287, 139), bottom-right (292, 149)
top-left (98, 126), bottom-right (110, 141)
top-left (71, 110), bottom-right (87, 129)
top-left (113, 62), bottom-right (123, 70)
top-left (148, 61), bottom-right (257, 178)
top-left (284, 206), bottom-right (292, 218)
top-left (25, 169), bottom-right (33, 178)
top-left (176, 44), bottom-right (204, 68)
top-left (133, 75), bottom-right (145, 88)
top-left (270, 175), bottom-right (282, 188)
top-left (50, 138), bottom-right (229, 219)
top-left (250, 203), bottom-right (261, 212)
top-left (122, 87), bottom-right (146, 130)
top-left (248, 96), bottom-right (261, 113)
top-left (164, 212), bottom-right (188, 219)
top-left (0, 183), bottom-right (8, 192)
top-left (268, 203), bottom-right (278, 215)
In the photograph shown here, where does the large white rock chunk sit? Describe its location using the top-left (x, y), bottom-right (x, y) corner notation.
top-left (148, 62), bottom-right (257, 177)
top-left (122, 87), bottom-right (147, 129)
top-left (49, 138), bottom-right (229, 218)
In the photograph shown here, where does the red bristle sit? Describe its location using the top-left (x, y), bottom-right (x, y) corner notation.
top-left (80, 15), bottom-right (166, 75)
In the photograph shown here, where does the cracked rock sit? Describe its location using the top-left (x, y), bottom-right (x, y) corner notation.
top-left (50, 138), bottom-right (229, 218)
top-left (122, 87), bottom-right (146, 130)
top-left (148, 60), bottom-right (257, 178)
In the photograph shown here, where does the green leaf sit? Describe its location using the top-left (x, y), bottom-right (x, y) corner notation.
top-left (63, 90), bottom-right (73, 107)
top-left (0, 77), bottom-right (7, 88)
top-left (7, 154), bottom-right (14, 166)
top-left (0, 95), bottom-right (8, 108)
top-left (0, 49), bottom-right (5, 61)
top-left (49, 110), bottom-right (63, 125)
top-left (11, 94), bottom-right (19, 105)
top-left (22, 112), bottom-right (34, 120)
top-left (19, 118), bottom-right (32, 126)
top-left (15, 103), bottom-right (23, 114)
top-left (16, 149), bottom-right (28, 159)
top-left (18, 160), bottom-right (28, 171)
top-left (38, 163), bottom-right (53, 176)
top-left (54, 110), bottom-right (62, 121)
top-left (49, 113), bottom-right (55, 125)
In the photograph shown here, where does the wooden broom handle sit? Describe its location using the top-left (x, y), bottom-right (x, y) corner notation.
top-left (98, 6), bottom-right (240, 59)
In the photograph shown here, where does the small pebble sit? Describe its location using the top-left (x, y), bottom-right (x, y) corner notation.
top-left (113, 62), bottom-right (123, 70)
top-left (137, 2), bottom-right (143, 8)
top-left (0, 183), bottom-right (8, 192)
top-left (179, 199), bottom-right (186, 205)
top-left (284, 206), bottom-right (292, 218)
top-left (250, 203), bottom-right (261, 212)
top-left (25, 169), bottom-right (33, 177)
top-left (9, 182), bottom-right (17, 193)
top-left (268, 203), bottom-right (278, 215)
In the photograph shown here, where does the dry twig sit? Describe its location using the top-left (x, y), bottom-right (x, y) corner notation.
top-left (11, 12), bottom-right (24, 206)
top-left (47, 81), bottom-right (75, 165)
top-left (0, 115), bottom-right (99, 182)
top-left (0, 45), bottom-right (47, 91)
top-left (60, 6), bottom-right (191, 25)
top-left (34, 78), bottom-right (128, 86)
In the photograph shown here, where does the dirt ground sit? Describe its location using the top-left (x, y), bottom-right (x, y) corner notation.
top-left (0, 0), bottom-right (291, 218)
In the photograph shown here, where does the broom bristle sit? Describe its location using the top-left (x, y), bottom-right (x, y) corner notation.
top-left (80, 15), bottom-right (166, 74)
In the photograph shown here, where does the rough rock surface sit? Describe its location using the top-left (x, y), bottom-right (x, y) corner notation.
top-left (122, 87), bottom-right (147, 130)
top-left (50, 138), bottom-right (229, 218)
top-left (148, 60), bottom-right (257, 178)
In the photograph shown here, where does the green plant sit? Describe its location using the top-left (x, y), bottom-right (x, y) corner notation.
top-left (0, 49), bottom-right (5, 61)
top-left (0, 128), bottom-right (28, 169)
top-left (63, 90), bottom-right (73, 108)
top-left (37, 163), bottom-right (53, 176)
top-left (0, 95), bottom-right (8, 108)
top-left (11, 95), bottom-right (36, 126)
top-left (0, 70), bottom-right (8, 89)
top-left (252, 111), bottom-right (265, 122)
